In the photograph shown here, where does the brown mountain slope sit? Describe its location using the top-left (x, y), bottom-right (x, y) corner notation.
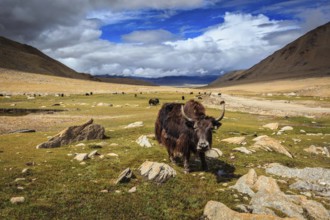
top-left (0, 36), bottom-right (154, 86)
top-left (0, 36), bottom-right (96, 80)
top-left (209, 22), bottom-right (330, 87)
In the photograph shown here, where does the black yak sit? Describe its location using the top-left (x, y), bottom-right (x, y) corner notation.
top-left (155, 100), bottom-right (225, 173)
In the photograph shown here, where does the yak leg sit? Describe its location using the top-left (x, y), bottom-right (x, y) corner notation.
top-left (199, 152), bottom-right (208, 171)
top-left (167, 148), bottom-right (176, 164)
top-left (183, 152), bottom-right (191, 173)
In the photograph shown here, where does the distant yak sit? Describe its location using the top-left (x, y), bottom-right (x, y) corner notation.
top-left (155, 99), bottom-right (225, 173)
top-left (149, 98), bottom-right (160, 106)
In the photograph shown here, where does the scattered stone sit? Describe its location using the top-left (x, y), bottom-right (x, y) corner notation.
top-left (8, 129), bottom-right (36, 134)
top-left (125, 121), bottom-right (144, 129)
top-left (10, 197), bottom-right (25, 204)
top-left (128, 186), bottom-right (137, 193)
top-left (263, 123), bottom-right (279, 130)
top-left (80, 162), bottom-right (86, 165)
top-left (100, 189), bottom-right (108, 193)
top-left (74, 153), bottom-right (89, 161)
top-left (115, 168), bottom-right (135, 184)
top-left (221, 137), bottom-right (246, 145)
top-left (107, 153), bottom-right (119, 157)
top-left (110, 143), bottom-right (119, 146)
top-left (304, 145), bottom-right (330, 157)
top-left (139, 161), bottom-right (176, 183)
top-left (203, 201), bottom-right (292, 220)
top-left (205, 148), bottom-right (223, 158)
top-left (88, 150), bottom-right (99, 158)
top-left (96, 102), bottom-right (112, 107)
top-left (15, 178), bottom-right (26, 182)
top-left (36, 119), bottom-right (106, 148)
top-left (250, 136), bottom-right (293, 158)
top-left (233, 147), bottom-right (253, 154)
top-left (136, 135), bottom-right (152, 148)
top-left (22, 168), bottom-right (30, 174)
top-left (279, 126), bottom-right (293, 132)
top-left (17, 186), bottom-right (24, 190)
top-left (300, 130), bottom-right (306, 133)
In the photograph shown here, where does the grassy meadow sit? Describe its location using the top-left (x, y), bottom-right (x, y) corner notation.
top-left (0, 92), bottom-right (329, 219)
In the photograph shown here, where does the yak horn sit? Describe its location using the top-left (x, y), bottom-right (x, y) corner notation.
top-left (215, 101), bottom-right (225, 121)
top-left (181, 105), bottom-right (194, 122)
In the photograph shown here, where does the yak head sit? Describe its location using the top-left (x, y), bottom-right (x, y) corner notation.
top-left (181, 101), bottom-right (225, 152)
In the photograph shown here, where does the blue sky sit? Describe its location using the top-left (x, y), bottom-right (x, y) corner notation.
top-left (1, 0), bottom-right (330, 77)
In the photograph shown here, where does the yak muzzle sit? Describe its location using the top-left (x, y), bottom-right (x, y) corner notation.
top-left (197, 140), bottom-right (210, 152)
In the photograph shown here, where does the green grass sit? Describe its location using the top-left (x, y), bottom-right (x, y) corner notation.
top-left (0, 93), bottom-right (329, 219)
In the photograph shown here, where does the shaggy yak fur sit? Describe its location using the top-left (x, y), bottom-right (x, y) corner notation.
top-left (155, 99), bottom-right (225, 173)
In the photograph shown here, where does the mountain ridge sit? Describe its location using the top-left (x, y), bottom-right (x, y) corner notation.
top-left (208, 22), bottom-right (330, 87)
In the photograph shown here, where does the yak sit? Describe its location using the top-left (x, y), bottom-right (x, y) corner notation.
top-left (149, 98), bottom-right (160, 106)
top-left (155, 99), bottom-right (225, 173)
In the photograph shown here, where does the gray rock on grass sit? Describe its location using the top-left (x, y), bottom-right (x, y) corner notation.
top-left (36, 119), bottom-right (106, 149)
top-left (139, 161), bottom-right (176, 183)
top-left (115, 168), bottom-right (135, 184)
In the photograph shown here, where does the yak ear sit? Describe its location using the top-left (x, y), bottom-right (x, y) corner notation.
top-left (212, 120), bottom-right (222, 130)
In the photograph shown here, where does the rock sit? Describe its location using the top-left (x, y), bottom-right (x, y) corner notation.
top-left (8, 129), bottom-right (36, 134)
top-left (250, 136), bottom-right (293, 158)
top-left (128, 186), bottom-right (137, 193)
top-left (10, 197), bottom-right (25, 204)
top-left (115, 168), bottom-right (135, 184)
top-left (235, 204), bottom-right (250, 213)
top-left (75, 143), bottom-right (86, 147)
top-left (107, 153), bottom-right (119, 157)
top-left (233, 147), bottom-right (253, 154)
top-left (88, 150), bottom-right (99, 158)
top-left (304, 145), bottom-right (330, 157)
top-left (136, 135), bottom-right (152, 148)
top-left (74, 153), bottom-right (89, 161)
top-left (229, 169), bottom-right (258, 197)
top-left (15, 178), bottom-right (26, 182)
top-left (266, 163), bottom-right (330, 185)
top-left (96, 102), bottom-right (112, 107)
top-left (125, 121), bottom-right (144, 129)
top-left (251, 191), bottom-right (329, 220)
top-left (139, 161), bottom-right (176, 183)
top-left (221, 137), bottom-right (246, 145)
top-left (22, 168), bottom-right (30, 174)
top-left (279, 126), bottom-right (293, 132)
top-left (203, 201), bottom-right (293, 220)
top-left (263, 123), bottom-right (279, 130)
top-left (36, 119), bottom-right (106, 148)
top-left (290, 180), bottom-right (330, 197)
top-left (205, 148), bottom-right (223, 158)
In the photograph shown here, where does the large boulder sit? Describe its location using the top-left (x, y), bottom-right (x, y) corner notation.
top-left (203, 201), bottom-right (295, 220)
top-left (36, 119), bottom-right (106, 149)
top-left (230, 169), bottom-right (330, 220)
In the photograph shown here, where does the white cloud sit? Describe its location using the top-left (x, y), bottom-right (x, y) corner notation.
top-left (41, 12), bottom-right (303, 77)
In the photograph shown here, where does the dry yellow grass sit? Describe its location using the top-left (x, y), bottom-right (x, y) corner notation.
top-left (0, 68), bottom-right (187, 94)
top-left (1, 68), bottom-right (329, 97)
top-left (209, 77), bottom-right (330, 97)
